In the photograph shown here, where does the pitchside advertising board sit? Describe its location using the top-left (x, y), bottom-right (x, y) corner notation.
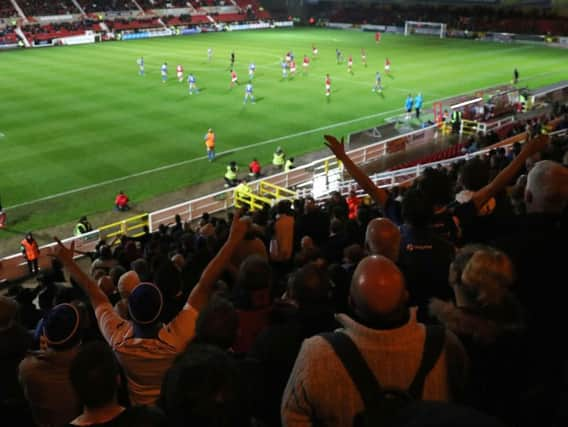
top-left (120, 29), bottom-right (173, 40)
top-left (224, 21), bottom-right (294, 31)
top-left (119, 21), bottom-right (293, 39)
top-left (56, 33), bottom-right (98, 45)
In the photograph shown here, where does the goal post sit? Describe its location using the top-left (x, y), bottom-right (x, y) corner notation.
top-left (404, 21), bottom-right (447, 39)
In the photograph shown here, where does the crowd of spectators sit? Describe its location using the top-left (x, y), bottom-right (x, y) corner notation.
top-left (0, 25), bottom-right (18, 44)
top-left (105, 17), bottom-right (162, 30)
top-left (77, 0), bottom-right (137, 14)
top-left (18, 0), bottom-right (76, 16)
top-left (0, 0), bottom-right (17, 18)
top-left (460, 107), bottom-right (568, 155)
top-left (324, 3), bottom-right (568, 36)
top-left (192, 0), bottom-right (229, 8)
top-left (162, 14), bottom-right (195, 26)
top-left (1, 114), bottom-right (568, 426)
top-left (21, 20), bottom-right (100, 40)
top-left (139, 0), bottom-right (188, 9)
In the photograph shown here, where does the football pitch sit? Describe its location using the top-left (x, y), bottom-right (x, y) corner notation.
top-left (1, 27), bottom-right (568, 239)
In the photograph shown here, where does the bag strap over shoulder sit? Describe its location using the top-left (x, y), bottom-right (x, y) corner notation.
top-left (320, 332), bottom-right (384, 409)
top-left (321, 325), bottom-right (446, 410)
top-left (408, 325), bottom-right (446, 399)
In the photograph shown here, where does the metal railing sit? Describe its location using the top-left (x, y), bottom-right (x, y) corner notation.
top-left (4, 123), bottom-right (563, 283)
top-left (145, 125), bottom-right (437, 231)
top-left (98, 213), bottom-right (149, 240)
top-left (324, 131), bottom-right (537, 200)
top-left (258, 181), bottom-right (297, 201)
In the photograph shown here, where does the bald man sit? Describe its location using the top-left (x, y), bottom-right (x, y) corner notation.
top-left (282, 255), bottom-right (468, 427)
top-left (365, 217), bottom-right (401, 262)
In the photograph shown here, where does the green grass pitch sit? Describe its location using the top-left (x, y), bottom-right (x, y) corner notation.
top-left (1, 27), bottom-right (567, 238)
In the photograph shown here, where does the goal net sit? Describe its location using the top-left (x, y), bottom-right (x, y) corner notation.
top-left (404, 21), bottom-right (447, 39)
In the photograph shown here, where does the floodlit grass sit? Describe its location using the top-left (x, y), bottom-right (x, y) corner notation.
top-left (1, 28), bottom-right (567, 237)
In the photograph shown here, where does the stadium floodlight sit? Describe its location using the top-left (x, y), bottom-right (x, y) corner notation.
top-left (404, 21), bottom-right (447, 39)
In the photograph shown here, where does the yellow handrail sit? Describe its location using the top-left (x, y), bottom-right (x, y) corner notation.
top-left (259, 180), bottom-right (297, 200)
top-left (98, 213), bottom-right (149, 241)
top-left (234, 187), bottom-right (272, 211)
top-left (461, 119), bottom-right (478, 135)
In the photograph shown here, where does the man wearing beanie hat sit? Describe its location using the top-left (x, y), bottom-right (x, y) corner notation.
top-left (19, 303), bottom-right (83, 427)
top-left (53, 210), bottom-right (251, 406)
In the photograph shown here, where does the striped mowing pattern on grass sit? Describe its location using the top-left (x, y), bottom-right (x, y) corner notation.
top-left (1, 28), bottom-right (567, 236)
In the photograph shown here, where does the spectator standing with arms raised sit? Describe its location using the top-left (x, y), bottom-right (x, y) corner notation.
top-left (51, 211), bottom-right (251, 405)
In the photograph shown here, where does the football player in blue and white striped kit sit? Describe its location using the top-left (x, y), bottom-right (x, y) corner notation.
top-left (187, 73), bottom-right (198, 95)
top-left (248, 62), bottom-right (256, 81)
top-left (372, 71), bottom-right (382, 93)
top-left (161, 62), bottom-right (168, 83)
top-left (244, 83), bottom-right (255, 104)
top-left (137, 56), bottom-right (144, 76)
top-left (281, 60), bottom-right (288, 79)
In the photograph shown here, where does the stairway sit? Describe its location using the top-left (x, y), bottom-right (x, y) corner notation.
top-left (10, 0), bottom-right (28, 24)
top-left (15, 26), bottom-right (30, 47)
top-left (71, 0), bottom-right (87, 16)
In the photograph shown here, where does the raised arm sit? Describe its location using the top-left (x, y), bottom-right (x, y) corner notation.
top-left (471, 134), bottom-right (549, 211)
top-left (188, 210), bottom-right (250, 311)
top-left (53, 238), bottom-right (109, 310)
top-left (324, 135), bottom-right (389, 208)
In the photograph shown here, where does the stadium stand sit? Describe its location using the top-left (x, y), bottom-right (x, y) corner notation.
top-left (2, 1), bottom-right (568, 425)
top-left (213, 12), bottom-right (246, 23)
top-left (0, 0), bottom-right (18, 18)
top-left (326, 4), bottom-right (568, 36)
top-left (18, 0), bottom-right (77, 16)
top-left (188, 13), bottom-right (211, 23)
top-left (162, 14), bottom-right (195, 26)
top-left (105, 17), bottom-right (163, 30)
top-left (77, 0), bottom-right (138, 13)
top-left (139, 0), bottom-right (188, 8)
top-left (21, 20), bottom-right (101, 41)
top-left (234, 0), bottom-right (271, 20)
top-left (2, 123), bottom-right (567, 426)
